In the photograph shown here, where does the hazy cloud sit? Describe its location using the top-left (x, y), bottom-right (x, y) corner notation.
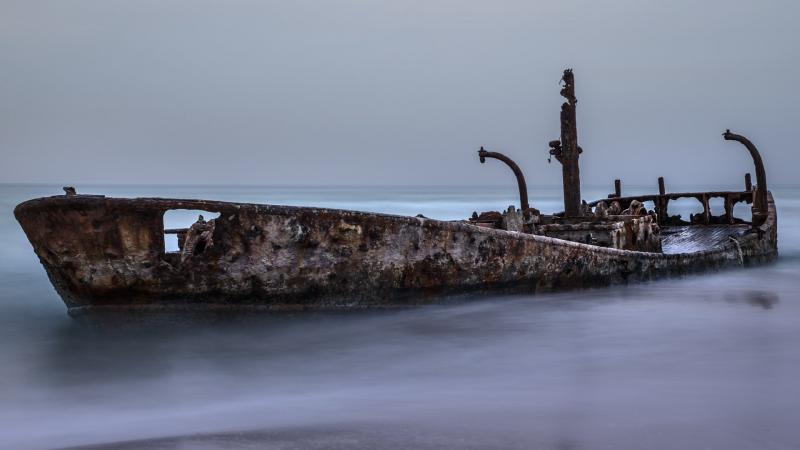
top-left (1, 0), bottom-right (797, 187)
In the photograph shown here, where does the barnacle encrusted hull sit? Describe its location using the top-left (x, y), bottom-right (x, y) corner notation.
top-left (14, 193), bottom-right (777, 314)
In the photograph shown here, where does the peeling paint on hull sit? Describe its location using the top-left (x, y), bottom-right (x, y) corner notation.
top-left (14, 193), bottom-right (778, 315)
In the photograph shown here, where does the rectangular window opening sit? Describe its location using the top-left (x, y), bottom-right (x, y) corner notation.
top-left (163, 209), bottom-right (220, 253)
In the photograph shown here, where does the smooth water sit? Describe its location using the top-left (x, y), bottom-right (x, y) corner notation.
top-left (1, 184), bottom-right (799, 450)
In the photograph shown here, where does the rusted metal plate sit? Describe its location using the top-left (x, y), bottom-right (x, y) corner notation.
top-left (14, 192), bottom-right (777, 313)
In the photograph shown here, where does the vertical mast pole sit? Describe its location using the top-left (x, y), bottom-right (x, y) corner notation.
top-left (559, 69), bottom-right (582, 217)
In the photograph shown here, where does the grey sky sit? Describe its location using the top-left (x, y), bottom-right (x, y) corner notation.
top-left (1, 0), bottom-right (797, 187)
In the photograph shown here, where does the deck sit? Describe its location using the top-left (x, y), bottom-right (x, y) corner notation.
top-left (661, 225), bottom-right (751, 254)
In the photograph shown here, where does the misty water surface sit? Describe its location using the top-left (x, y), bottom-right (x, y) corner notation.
top-left (1, 184), bottom-right (799, 450)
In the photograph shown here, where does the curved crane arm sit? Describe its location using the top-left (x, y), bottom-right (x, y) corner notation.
top-left (478, 147), bottom-right (530, 212)
top-left (723, 130), bottom-right (768, 226)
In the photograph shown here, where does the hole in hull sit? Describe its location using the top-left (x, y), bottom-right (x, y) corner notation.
top-left (708, 197), bottom-right (726, 217)
top-left (667, 198), bottom-right (705, 224)
top-left (733, 202), bottom-right (751, 222)
top-left (163, 210), bottom-right (220, 253)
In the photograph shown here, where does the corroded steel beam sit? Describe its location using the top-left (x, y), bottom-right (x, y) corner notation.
top-left (656, 177), bottom-right (668, 225)
top-left (723, 130), bottom-right (768, 226)
top-left (478, 147), bottom-right (530, 212)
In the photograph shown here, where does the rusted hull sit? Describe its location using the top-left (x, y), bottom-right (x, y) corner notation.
top-left (14, 193), bottom-right (777, 314)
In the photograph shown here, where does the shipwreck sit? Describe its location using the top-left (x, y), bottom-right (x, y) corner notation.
top-left (15, 70), bottom-right (777, 315)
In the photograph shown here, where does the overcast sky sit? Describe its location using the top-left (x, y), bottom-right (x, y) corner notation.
top-left (1, 0), bottom-right (797, 187)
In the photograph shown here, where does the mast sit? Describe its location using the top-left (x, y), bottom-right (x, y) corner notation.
top-left (548, 69), bottom-right (583, 217)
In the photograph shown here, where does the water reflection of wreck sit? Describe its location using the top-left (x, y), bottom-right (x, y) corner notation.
top-left (15, 70), bottom-right (777, 315)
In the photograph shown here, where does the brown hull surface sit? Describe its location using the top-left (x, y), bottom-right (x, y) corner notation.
top-left (14, 192), bottom-right (777, 314)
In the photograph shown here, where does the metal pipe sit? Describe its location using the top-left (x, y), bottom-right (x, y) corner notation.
top-left (478, 147), bottom-right (530, 212)
top-left (723, 130), bottom-right (768, 226)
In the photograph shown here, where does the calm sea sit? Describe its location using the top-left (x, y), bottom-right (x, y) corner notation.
top-left (1, 184), bottom-right (799, 450)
